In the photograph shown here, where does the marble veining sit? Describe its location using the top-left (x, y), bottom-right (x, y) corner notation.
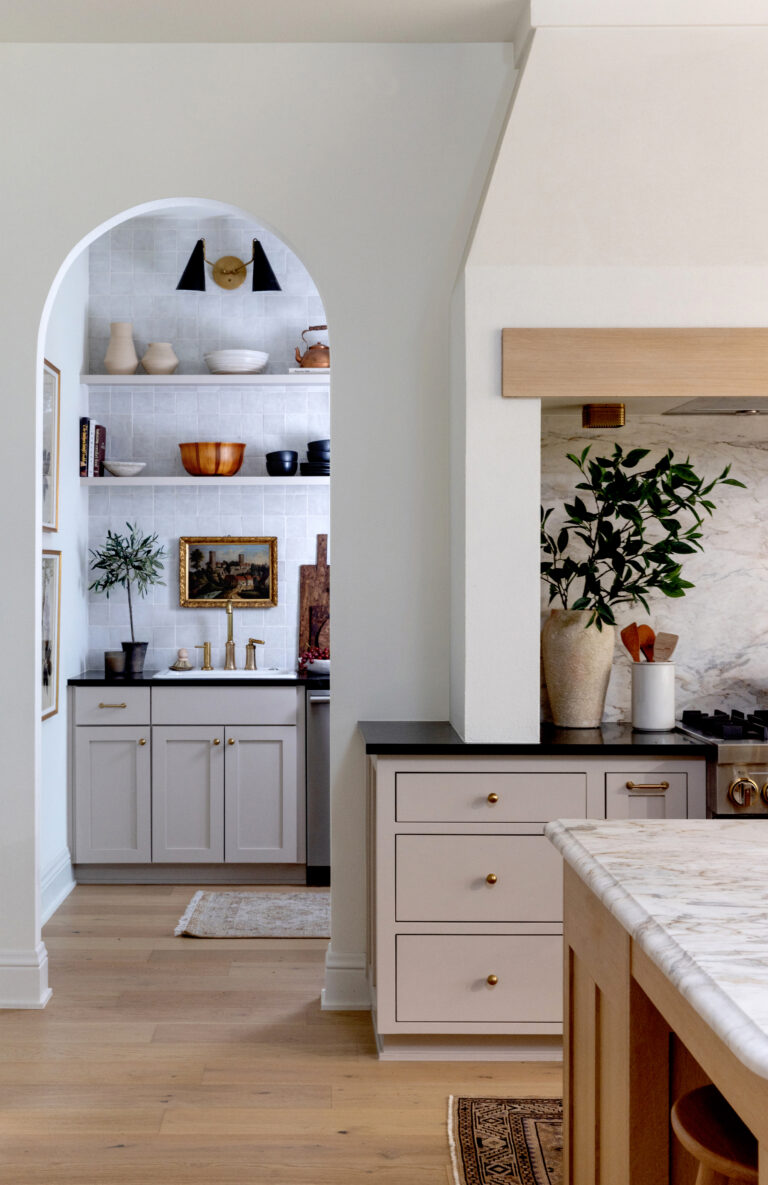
top-left (545, 818), bottom-right (768, 1079)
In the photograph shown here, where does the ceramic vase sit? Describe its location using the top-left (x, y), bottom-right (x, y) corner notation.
top-left (141, 342), bottom-right (178, 375)
top-left (632, 661), bottom-right (675, 732)
top-left (122, 641), bottom-right (148, 677)
top-left (105, 322), bottom-right (139, 375)
top-left (542, 608), bottom-right (615, 728)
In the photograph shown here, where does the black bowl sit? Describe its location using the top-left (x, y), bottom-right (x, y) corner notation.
top-left (308, 451), bottom-right (330, 462)
top-left (266, 450), bottom-right (298, 477)
top-left (307, 439), bottom-right (330, 451)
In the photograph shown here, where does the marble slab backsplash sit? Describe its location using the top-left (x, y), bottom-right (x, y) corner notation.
top-left (541, 413), bottom-right (768, 721)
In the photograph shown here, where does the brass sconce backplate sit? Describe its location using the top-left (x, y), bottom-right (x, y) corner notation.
top-left (582, 403), bottom-right (626, 429)
top-left (212, 255), bottom-right (248, 289)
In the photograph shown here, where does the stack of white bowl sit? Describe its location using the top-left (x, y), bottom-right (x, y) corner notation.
top-left (204, 349), bottom-right (269, 374)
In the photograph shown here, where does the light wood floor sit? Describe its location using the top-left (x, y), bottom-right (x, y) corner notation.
top-left (0, 884), bottom-right (562, 1183)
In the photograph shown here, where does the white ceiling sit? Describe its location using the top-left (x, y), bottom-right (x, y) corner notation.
top-left (0, 0), bottom-right (527, 43)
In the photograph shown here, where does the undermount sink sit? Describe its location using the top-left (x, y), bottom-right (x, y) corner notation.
top-left (154, 668), bottom-right (298, 680)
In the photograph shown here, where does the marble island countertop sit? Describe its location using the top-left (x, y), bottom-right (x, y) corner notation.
top-left (546, 818), bottom-right (768, 1080)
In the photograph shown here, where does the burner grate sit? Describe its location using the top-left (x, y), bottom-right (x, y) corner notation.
top-left (681, 708), bottom-right (768, 742)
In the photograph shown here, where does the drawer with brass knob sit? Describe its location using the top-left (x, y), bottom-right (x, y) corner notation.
top-left (395, 834), bottom-right (562, 922)
top-left (395, 771), bottom-right (587, 823)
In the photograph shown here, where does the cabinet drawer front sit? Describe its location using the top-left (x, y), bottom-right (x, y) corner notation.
top-left (152, 687), bottom-right (299, 726)
top-left (396, 835), bottom-right (562, 922)
top-left (75, 687), bottom-right (150, 726)
top-left (396, 934), bottom-right (562, 1023)
top-left (606, 772), bottom-right (688, 819)
top-left (396, 772), bottom-right (587, 823)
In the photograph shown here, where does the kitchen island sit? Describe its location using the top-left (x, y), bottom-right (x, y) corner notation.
top-left (546, 818), bottom-right (768, 1183)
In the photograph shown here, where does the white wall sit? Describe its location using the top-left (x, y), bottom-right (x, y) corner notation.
top-left (454, 23), bottom-right (768, 742)
top-left (0, 42), bottom-right (514, 1006)
top-left (40, 254), bottom-right (89, 923)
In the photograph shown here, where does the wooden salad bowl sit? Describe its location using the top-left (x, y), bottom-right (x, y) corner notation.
top-left (179, 442), bottom-right (245, 477)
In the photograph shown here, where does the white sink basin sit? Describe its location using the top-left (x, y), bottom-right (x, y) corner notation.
top-left (154, 668), bottom-right (298, 680)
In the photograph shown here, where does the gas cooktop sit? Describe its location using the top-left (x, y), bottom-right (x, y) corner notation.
top-left (679, 708), bottom-right (768, 743)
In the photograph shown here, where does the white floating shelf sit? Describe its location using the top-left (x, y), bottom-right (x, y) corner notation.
top-left (81, 373), bottom-right (330, 386)
top-left (81, 476), bottom-right (329, 487)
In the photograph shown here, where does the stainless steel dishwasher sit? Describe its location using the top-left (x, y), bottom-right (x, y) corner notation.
top-left (306, 689), bottom-right (330, 885)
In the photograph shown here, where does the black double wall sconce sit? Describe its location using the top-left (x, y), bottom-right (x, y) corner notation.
top-left (177, 238), bottom-right (282, 292)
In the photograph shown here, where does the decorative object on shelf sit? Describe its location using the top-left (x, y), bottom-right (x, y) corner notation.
top-left (104, 321), bottom-right (139, 375)
top-left (179, 441), bottom-right (246, 476)
top-left (169, 647), bottom-right (193, 671)
top-left (176, 238), bottom-right (281, 292)
top-left (541, 444), bottom-right (744, 728)
top-left (41, 549), bottom-right (61, 719)
top-left (103, 460), bottom-right (146, 477)
top-left (79, 419), bottom-right (107, 477)
top-left (632, 661), bottom-right (676, 731)
top-left (103, 649), bottom-right (126, 678)
top-left (299, 646), bottom-right (330, 674)
top-left (295, 325), bottom-right (330, 368)
top-left (141, 342), bottom-right (178, 375)
top-left (41, 358), bottom-right (60, 531)
top-left (301, 437), bottom-right (330, 475)
top-left (266, 449), bottom-right (298, 477)
top-left (299, 535), bottom-right (330, 655)
top-left (179, 536), bottom-right (278, 608)
top-left (88, 522), bottom-right (166, 677)
top-left (204, 349), bottom-right (269, 374)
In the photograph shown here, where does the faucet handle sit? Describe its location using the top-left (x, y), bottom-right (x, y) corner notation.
top-left (195, 642), bottom-right (213, 671)
top-left (248, 638), bottom-right (266, 645)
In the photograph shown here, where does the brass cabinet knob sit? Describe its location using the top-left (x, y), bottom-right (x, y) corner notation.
top-left (487, 974), bottom-right (499, 987)
top-left (486, 873), bottom-right (498, 885)
top-left (228, 737), bottom-right (236, 746)
top-left (487, 793), bottom-right (499, 804)
top-left (213, 738), bottom-right (221, 746)
top-left (138, 737), bottom-right (147, 746)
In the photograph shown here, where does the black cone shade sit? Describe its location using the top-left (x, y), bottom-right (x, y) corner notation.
top-left (251, 239), bottom-right (281, 291)
top-left (176, 239), bottom-right (206, 291)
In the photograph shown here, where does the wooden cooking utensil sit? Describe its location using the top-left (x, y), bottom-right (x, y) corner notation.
top-left (637, 624), bottom-right (656, 662)
top-left (620, 623), bottom-right (641, 662)
top-left (654, 632), bottom-right (679, 662)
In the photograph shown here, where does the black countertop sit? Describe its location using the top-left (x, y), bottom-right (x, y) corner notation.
top-left (357, 720), bottom-right (714, 757)
top-left (69, 669), bottom-right (330, 691)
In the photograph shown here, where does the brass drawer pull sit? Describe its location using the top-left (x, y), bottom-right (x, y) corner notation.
top-left (98, 702), bottom-right (127, 709)
top-left (626, 780), bottom-right (670, 793)
top-left (138, 738), bottom-right (147, 746)
top-left (486, 974), bottom-right (499, 987)
top-left (487, 793), bottom-right (499, 804)
top-left (486, 873), bottom-right (498, 885)
top-left (213, 738), bottom-right (221, 746)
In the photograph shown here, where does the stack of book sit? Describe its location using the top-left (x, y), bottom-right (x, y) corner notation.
top-left (79, 418), bottom-right (107, 477)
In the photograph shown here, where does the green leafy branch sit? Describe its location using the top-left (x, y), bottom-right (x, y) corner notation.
top-left (541, 444), bottom-right (744, 630)
top-left (89, 522), bottom-right (166, 642)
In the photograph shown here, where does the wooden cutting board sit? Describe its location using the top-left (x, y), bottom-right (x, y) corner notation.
top-left (299, 534), bottom-right (330, 653)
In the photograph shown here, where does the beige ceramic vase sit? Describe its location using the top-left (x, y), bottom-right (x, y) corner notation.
top-left (141, 342), bottom-right (179, 375)
top-left (542, 608), bottom-right (615, 728)
top-left (104, 322), bottom-right (139, 375)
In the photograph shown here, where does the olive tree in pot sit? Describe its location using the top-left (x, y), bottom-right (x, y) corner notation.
top-left (540, 445), bottom-right (743, 728)
top-left (89, 523), bottom-right (167, 676)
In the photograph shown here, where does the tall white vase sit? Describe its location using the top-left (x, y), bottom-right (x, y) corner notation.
top-left (632, 662), bottom-right (676, 731)
top-left (542, 609), bottom-right (615, 728)
top-left (104, 322), bottom-right (139, 375)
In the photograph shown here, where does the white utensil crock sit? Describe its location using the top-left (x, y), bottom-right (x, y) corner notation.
top-left (631, 662), bottom-right (675, 732)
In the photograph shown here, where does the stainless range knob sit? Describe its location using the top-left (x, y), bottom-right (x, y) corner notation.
top-left (728, 776), bottom-right (759, 807)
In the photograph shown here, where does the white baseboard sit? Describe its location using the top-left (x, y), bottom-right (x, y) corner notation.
top-left (321, 947), bottom-right (371, 1010)
top-left (0, 943), bottom-right (52, 1009)
top-left (375, 1032), bottom-right (564, 1061)
top-left (41, 848), bottom-right (76, 924)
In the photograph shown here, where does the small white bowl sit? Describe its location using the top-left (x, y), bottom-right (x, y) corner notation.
top-left (103, 460), bottom-right (147, 477)
top-left (204, 349), bottom-right (269, 374)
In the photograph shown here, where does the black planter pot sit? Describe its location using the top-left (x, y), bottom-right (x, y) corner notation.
top-left (122, 641), bottom-right (149, 677)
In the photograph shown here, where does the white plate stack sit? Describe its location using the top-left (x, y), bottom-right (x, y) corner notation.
top-left (204, 349), bottom-right (269, 374)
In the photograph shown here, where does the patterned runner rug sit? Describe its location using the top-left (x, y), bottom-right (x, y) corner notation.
top-left (448, 1096), bottom-right (563, 1185)
top-left (174, 889), bottom-right (330, 938)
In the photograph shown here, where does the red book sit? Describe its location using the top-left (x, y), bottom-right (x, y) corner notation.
top-left (93, 425), bottom-right (106, 477)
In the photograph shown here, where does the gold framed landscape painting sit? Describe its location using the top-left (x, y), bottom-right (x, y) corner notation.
top-left (180, 537), bottom-right (278, 608)
top-left (42, 550), bottom-right (61, 720)
top-left (42, 358), bottom-right (61, 531)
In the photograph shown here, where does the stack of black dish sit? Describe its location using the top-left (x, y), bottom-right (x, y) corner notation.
top-left (300, 438), bottom-right (330, 476)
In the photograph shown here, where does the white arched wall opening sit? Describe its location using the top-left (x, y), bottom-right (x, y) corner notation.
top-left (34, 194), bottom-right (332, 1003)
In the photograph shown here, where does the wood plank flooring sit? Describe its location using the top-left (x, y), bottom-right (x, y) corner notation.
top-left (0, 884), bottom-right (562, 1183)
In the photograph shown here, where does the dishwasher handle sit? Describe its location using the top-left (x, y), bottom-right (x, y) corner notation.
top-left (309, 694), bottom-right (331, 704)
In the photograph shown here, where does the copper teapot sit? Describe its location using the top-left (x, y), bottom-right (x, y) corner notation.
top-left (295, 325), bottom-right (330, 369)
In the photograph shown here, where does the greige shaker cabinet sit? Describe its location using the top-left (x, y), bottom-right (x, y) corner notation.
top-left (72, 685), bottom-right (305, 867)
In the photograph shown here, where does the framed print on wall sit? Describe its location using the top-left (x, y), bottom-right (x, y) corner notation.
top-left (42, 550), bottom-right (61, 720)
top-left (42, 359), bottom-right (61, 532)
top-left (179, 537), bottom-right (278, 608)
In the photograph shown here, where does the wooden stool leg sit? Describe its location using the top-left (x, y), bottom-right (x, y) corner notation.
top-left (694, 1167), bottom-right (730, 1185)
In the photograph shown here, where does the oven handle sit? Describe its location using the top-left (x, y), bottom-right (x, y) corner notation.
top-left (626, 780), bottom-right (670, 794)
top-left (309, 695), bottom-right (331, 704)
